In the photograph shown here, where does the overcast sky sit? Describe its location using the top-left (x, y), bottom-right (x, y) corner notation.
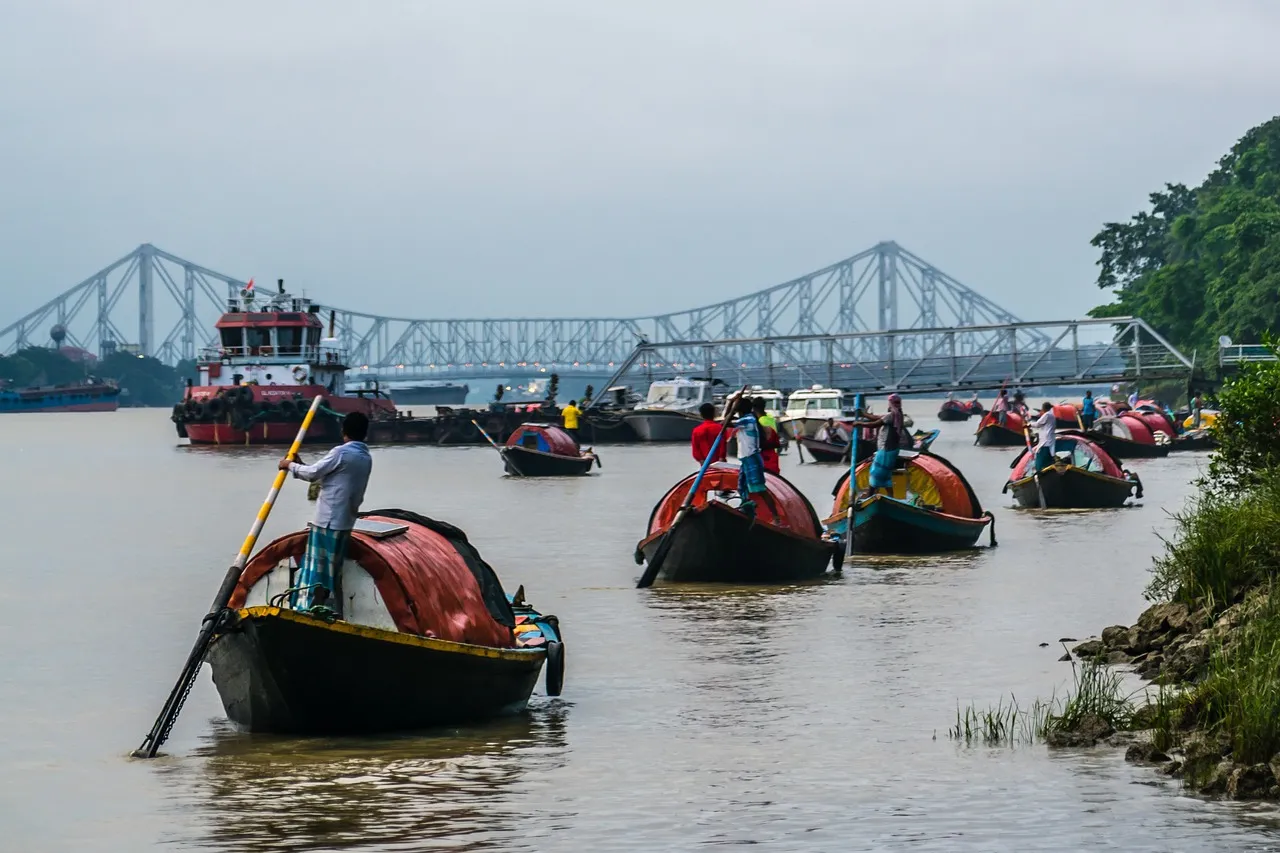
top-left (1, 0), bottom-right (1277, 330)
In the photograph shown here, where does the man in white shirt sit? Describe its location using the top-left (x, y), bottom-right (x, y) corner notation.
top-left (277, 412), bottom-right (373, 614)
top-left (1030, 402), bottom-right (1057, 471)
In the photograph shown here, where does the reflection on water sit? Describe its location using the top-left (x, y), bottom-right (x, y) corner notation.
top-left (169, 705), bottom-right (570, 852)
top-left (3, 408), bottom-right (1280, 851)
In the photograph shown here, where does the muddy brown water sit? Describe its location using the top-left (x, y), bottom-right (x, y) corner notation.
top-left (2, 404), bottom-right (1279, 851)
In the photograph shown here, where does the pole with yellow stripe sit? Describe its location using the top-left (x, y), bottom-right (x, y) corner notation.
top-left (133, 394), bottom-right (325, 758)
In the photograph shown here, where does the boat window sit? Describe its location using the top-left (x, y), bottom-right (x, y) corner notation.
top-left (805, 399), bottom-right (831, 412)
top-left (647, 384), bottom-right (678, 403)
top-left (678, 387), bottom-right (700, 400)
top-left (307, 328), bottom-right (321, 348)
top-left (220, 328), bottom-right (243, 350)
top-left (245, 327), bottom-right (271, 353)
top-left (277, 326), bottom-right (303, 356)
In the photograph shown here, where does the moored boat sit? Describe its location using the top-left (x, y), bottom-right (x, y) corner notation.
top-left (501, 424), bottom-right (599, 476)
top-left (779, 385), bottom-right (851, 438)
top-left (622, 377), bottom-right (717, 442)
top-left (210, 509), bottom-right (564, 733)
top-left (174, 283), bottom-right (396, 444)
top-left (974, 410), bottom-right (1028, 446)
top-left (1088, 413), bottom-right (1172, 459)
top-left (824, 451), bottom-right (993, 553)
top-left (0, 378), bottom-right (120, 413)
top-left (938, 400), bottom-right (972, 422)
top-left (1003, 433), bottom-right (1141, 509)
top-left (1173, 428), bottom-right (1217, 451)
top-left (633, 463), bottom-right (838, 583)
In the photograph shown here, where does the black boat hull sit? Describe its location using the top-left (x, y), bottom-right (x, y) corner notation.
top-left (623, 410), bottom-right (701, 442)
top-left (1172, 431), bottom-right (1216, 451)
top-left (797, 437), bottom-right (851, 463)
top-left (1007, 466), bottom-right (1135, 509)
top-left (937, 407), bottom-right (971, 422)
top-left (502, 446), bottom-right (595, 476)
top-left (637, 502), bottom-right (837, 583)
top-left (975, 424), bottom-right (1026, 446)
top-left (207, 607), bottom-right (546, 734)
top-left (1088, 432), bottom-right (1171, 459)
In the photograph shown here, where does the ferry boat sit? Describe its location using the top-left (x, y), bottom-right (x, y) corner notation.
top-left (778, 385), bottom-right (851, 439)
top-left (173, 282), bottom-right (396, 445)
top-left (0, 378), bottom-right (120, 414)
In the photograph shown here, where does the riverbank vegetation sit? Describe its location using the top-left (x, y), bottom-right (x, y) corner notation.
top-left (0, 346), bottom-right (195, 407)
top-left (1089, 115), bottom-right (1280, 358)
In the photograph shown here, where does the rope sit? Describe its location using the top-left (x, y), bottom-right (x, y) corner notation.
top-left (984, 511), bottom-right (998, 547)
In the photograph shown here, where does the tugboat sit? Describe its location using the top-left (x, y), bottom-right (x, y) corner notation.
top-left (173, 280), bottom-right (396, 444)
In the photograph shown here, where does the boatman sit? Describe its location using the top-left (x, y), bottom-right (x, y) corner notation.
top-left (1080, 390), bottom-right (1098, 430)
top-left (691, 402), bottom-right (730, 464)
top-left (278, 411), bottom-right (373, 615)
top-left (561, 399), bottom-right (582, 441)
top-left (752, 396), bottom-right (782, 475)
top-left (992, 389), bottom-right (1010, 427)
top-left (851, 394), bottom-right (905, 499)
top-left (1030, 402), bottom-right (1057, 471)
top-left (1190, 391), bottom-right (1204, 429)
top-left (734, 396), bottom-right (780, 520)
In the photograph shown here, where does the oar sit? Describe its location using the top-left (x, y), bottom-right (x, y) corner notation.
top-left (637, 386), bottom-right (746, 589)
top-left (1023, 426), bottom-right (1047, 510)
top-left (133, 394), bottom-right (324, 759)
top-left (792, 422), bottom-right (806, 464)
top-left (843, 443), bottom-right (861, 562)
top-left (473, 419), bottom-right (523, 476)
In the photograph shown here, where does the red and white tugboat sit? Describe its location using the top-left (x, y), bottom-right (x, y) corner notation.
top-left (173, 280), bottom-right (396, 445)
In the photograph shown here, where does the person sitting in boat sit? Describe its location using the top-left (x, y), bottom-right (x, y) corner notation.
top-left (851, 393), bottom-right (906, 499)
top-left (1081, 390), bottom-right (1097, 430)
top-left (992, 389), bottom-right (1010, 426)
top-left (734, 396), bottom-right (780, 520)
top-left (277, 412), bottom-right (373, 615)
top-left (752, 396), bottom-right (782, 475)
top-left (815, 418), bottom-right (847, 445)
top-left (561, 399), bottom-right (582, 440)
top-left (691, 402), bottom-right (730, 464)
top-left (1030, 402), bottom-right (1057, 471)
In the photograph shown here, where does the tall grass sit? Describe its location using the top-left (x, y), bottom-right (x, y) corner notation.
top-left (1168, 599), bottom-right (1280, 764)
top-left (949, 696), bottom-right (1050, 746)
top-left (1147, 471), bottom-right (1280, 610)
top-left (1042, 657), bottom-right (1135, 735)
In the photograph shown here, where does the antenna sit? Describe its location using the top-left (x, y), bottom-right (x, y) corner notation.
top-left (328, 310), bottom-right (336, 338)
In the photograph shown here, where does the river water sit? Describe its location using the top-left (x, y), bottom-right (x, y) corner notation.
top-left (2, 403), bottom-right (1279, 851)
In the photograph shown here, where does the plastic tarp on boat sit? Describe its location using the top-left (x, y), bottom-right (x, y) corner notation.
top-left (831, 453), bottom-right (981, 518)
top-left (646, 462), bottom-right (821, 537)
top-left (230, 511), bottom-right (517, 648)
top-left (1010, 435), bottom-right (1124, 480)
top-left (506, 424), bottom-right (579, 455)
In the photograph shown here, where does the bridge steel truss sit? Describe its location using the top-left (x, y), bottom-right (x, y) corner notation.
top-left (2, 240), bottom-right (1049, 374)
top-left (586, 317), bottom-right (1195, 400)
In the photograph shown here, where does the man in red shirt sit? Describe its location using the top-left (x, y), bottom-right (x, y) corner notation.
top-left (752, 396), bottom-right (781, 475)
top-left (691, 402), bottom-right (730, 463)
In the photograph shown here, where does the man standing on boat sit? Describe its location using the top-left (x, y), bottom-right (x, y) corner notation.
top-left (691, 402), bottom-right (730, 464)
top-left (992, 389), bottom-right (1010, 427)
top-left (854, 393), bottom-right (906, 499)
top-left (1030, 402), bottom-right (1057, 471)
top-left (278, 412), bottom-right (373, 614)
top-left (752, 396), bottom-right (782, 475)
top-left (1190, 391), bottom-right (1204, 429)
top-left (734, 396), bottom-right (779, 520)
top-left (561, 399), bottom-right (582, 441)
top-left (1080, 390), bottom-right (1098, 431)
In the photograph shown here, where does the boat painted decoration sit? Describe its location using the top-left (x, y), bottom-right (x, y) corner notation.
top-left (824, 451), bottom-right (993, 553)
top-left (212, 510), bottom-right (564, 733)
top-left (633, 462), bottom-right (837, 583)
top-left (501, 424), bottom-right (599, 476)
top-left (1003, 434), bottom-right (1141, 509)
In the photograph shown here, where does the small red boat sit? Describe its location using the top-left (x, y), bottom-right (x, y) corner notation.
top-left (1003, 433), bottom-right (1142, 508)
top-left (502, 424), bottom-right (599, 476)
top-left (634, 463), bottom-right (838, 583)
top-left (938, 400), bottom-right (973, 422)
top-left (212, 509), bottom-right (564, 733)
top-left (173, 282), bottom-right (396, 445)
top-left (974, 410), bottom-right (1027, 446)
top-left (1089, 412), bottom-right (1172, 459)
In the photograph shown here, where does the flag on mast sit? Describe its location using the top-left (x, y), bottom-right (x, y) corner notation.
top-left (245, 278), bottom-right (255, 292)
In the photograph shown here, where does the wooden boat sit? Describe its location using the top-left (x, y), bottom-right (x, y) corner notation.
top-left (1003, 434), bottom-right (1141, 509)
top-left (974, 410), bottom-right (1027, 446)
top-left (1173, 428), bottom-right (1217, 451)
top-left (824, 451), bottom-right (993, 553)
top-left (1089, 413), bottom-right (1172, 458)
top-left (633, 463), bottom-right (839, 583)
top-left (938, 400), bottom-right (972, 422)
top-left (209, 509), bottom-right (565, 733)
top-left (501, 424), bottom-right (599, 476)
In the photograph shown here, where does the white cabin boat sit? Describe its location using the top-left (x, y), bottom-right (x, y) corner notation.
top-left (779, 385), bottom-right (850, 439)
top-left (622, 378), bottom-right (715, 442)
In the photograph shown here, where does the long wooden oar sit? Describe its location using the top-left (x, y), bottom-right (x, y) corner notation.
top-left (472, 420), bottom-right (523, 476)
top-left (1023, 425), bottom-right (1047, 510)
top-left (637, 386), bottom-right (746, 589)
top-left (791, 422), bottom-right (806, 464)
top-left (842, 439), bottom-right (861, 563)
top-left (133, 394), bottom-right (325, 758)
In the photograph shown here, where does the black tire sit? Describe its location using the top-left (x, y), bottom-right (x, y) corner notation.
top-left (279, 399), bottom-right (297, 417)
top-left (544, 640), bottom-right (565, 697)
top-left (205, 397), bottom-right (226, 418)
top-left (171, 403), bottom-right (185, 420)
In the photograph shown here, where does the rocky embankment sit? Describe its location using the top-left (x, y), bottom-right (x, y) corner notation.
top-left (1060, 594), bottom-right (1280, 800)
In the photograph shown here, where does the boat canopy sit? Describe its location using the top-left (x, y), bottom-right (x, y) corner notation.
top-left (230, 511), bottom-right (517, 648)
top-left (1096, 413), bottom-right (1160, 445)
top-left (1010, 435), bottom-right (1124, 480)
top-left (832, 453), bottom-right (982, 519)
top-left (784, 386), bottom-right (845, 416)
top-left (506, 424), bottom-right (580, 455)
top-left (646, 463), bottom-right (821, 537)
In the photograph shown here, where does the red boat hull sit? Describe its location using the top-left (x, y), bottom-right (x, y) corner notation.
top-left (182, 386), bottom-right (395, 445)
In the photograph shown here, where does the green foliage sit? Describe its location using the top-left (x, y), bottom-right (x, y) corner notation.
top-left (1146, 470), bottom-right (1280, 609)
top-left (1042, 658), bottom-right (1135, 735)
top-left (1206, 340), bottom-right (1280, 489)
top-left (0, 347), bottom-right (185, 407)
top-left (1090, 116), bottom-right (1280, 355)
top-left (949, 696), bottom-right (1047, 747)
top-left (0, 346), bottom-right (88, 386)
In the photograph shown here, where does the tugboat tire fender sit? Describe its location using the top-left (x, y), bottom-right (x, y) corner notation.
top-left (544, 640), bottom-right (565, 697)
top-left (204, 397), bottom-right (226, 418)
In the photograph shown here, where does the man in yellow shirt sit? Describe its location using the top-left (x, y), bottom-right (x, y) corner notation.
top-left (561, 399), bottom-right (582, 440)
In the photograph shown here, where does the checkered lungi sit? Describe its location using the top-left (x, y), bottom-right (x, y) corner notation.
top-left (738, 453), bottom-right (768, 502)
top-left (291, 525), bottom-right (351, 612)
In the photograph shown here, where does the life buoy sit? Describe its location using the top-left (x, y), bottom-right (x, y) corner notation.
top-left (292, 366), bottom-right (308, 383)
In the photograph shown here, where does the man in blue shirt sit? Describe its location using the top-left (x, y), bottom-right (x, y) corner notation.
top-left (733, 396), bottom-right (779, 521)
top-left (1080, 390), bottom-right (1098, 430)
top-left (277, 412), bottom-right (373, 614)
